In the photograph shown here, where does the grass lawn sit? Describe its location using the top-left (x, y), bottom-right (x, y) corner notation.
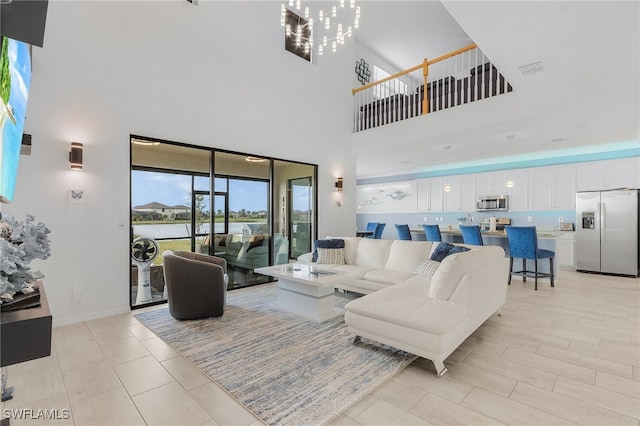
top-left (154, 239), bottom-right (193, 265)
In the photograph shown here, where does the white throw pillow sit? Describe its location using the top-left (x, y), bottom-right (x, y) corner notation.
top-left (415, 259), bottom-right (440, 279)
top-left (317, 247), bottom-right (345, 265)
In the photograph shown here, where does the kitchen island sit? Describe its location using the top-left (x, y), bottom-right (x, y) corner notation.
top-left (410, 227), bottom-right (575, 279)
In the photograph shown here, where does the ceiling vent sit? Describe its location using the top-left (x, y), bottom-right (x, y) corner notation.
top-left (519, 60), bottom-right (544, 76)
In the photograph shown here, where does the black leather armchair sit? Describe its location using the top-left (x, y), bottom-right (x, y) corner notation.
top-left (162, 250), bottom-right (227, 320)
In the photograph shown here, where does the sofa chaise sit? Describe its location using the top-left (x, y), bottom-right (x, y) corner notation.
top-left (298, 237), bottom-right (510, 376)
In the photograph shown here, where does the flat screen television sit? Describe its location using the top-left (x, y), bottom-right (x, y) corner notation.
top-left (0, 36), bottom-right (32, 204)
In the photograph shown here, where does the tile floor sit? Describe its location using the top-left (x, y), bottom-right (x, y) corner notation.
top-left (2, 270), bottom-right (639, 425)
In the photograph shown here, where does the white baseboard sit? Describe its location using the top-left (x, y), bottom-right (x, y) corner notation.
top-left (52, 306), bottom-right (131, 328)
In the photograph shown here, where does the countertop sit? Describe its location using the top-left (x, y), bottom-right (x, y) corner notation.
top-left (409, 227), bottom-right (573, 239)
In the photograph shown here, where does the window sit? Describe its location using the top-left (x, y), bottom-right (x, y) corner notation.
top-left (130, 136), bottom-right (318, 308)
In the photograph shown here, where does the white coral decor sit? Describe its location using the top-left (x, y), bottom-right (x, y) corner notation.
top-left (0, 213), bottom-right (51, 303)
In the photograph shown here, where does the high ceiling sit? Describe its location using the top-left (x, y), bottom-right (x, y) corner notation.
top-left (353, 1), bottom-right (639, 180)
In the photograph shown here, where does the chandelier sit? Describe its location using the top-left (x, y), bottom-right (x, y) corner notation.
top-left (280, 0), bottom-right (361, 57)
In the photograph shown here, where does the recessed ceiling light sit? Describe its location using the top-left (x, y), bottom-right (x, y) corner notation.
top-left (245, 156), bottom-right (267, 163)
top-left (506, 134), bottom-right (516, 141)
top-left (551, 138), bottom-right (565, 143)
top-left (131, 138), bottom-right (160, 146)
top-left (519, 60), bottom-right (544, 76)
top-left (576, 123), bottom-right (588, 128)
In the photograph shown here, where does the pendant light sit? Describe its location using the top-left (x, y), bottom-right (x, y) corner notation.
top-left (443, 146), bottom-right (452, 192)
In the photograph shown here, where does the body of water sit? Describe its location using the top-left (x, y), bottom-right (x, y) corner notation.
top-left (132, 222), bottom-right (258, 239)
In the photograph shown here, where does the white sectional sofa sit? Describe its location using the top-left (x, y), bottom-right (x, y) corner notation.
top-left (298, 237), bottom-right (510, 376)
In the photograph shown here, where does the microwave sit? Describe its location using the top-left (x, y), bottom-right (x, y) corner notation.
top-left (476, 195), bottom-right (509, 211)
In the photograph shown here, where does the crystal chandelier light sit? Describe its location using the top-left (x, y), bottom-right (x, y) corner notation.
top-left (281, 0), bottom-right (361, 56)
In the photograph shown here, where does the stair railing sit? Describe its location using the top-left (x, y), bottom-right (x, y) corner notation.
top-left (352, 43), bottom-right (513, 132)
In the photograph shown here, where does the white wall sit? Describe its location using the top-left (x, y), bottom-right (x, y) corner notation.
top-left (8, 1), bottom-right (357, 325)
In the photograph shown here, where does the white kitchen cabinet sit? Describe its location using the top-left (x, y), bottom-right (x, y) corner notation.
top-left (529, 166), bottom-right (552, 211)
top-left (576, 161), bottom-right (603, 191)
top-left (443, 179), bottom-right (458, 212)
top-left (429, 178), bottom-right (444, 212)
top-left (417, 178), bottom-right (430, 211)
top-left (551, 164), bottom-right (576, 210)
top-left (576, 157), bottom-right (639, 191)
top-left (476, 171), bottom-right (507, 196)
top-left (458, 174), bottom-right (477, 212)
top-left (443, 174), bottom-right (476, 212)
top-left (417, 177), bottom-right (444, 212)
top-left (557, 232), bottom-right (575, 268)
top-left (529, 165), bottom-right (576, 211)
top-left (603, 157), bottom-right (639, 189)
top-left (505, 169), bottom-right (529, 211)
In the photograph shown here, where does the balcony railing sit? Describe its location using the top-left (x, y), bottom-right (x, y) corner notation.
top-left (352, 44), bottom-right (513, 132)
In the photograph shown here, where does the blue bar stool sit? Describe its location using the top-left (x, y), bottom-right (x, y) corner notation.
top-left (459, 225), bottom-right (483, 245)
top-left (364, 222), bottom-right (379, 238)
top-left (423, 224), bottom-right (442, 242)
top-left (372, 223), bottom-right (386, 239)
top-left (395, 224), bottom-right (412, 240)
top-left (505, 226), bottom-right (555, 290)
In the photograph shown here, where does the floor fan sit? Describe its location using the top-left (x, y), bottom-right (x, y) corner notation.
top-left (131, 236), bottom-right (159, 304)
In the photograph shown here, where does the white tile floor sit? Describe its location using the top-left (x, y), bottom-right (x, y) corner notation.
top-left (2, 270), bottom-right (639, 425)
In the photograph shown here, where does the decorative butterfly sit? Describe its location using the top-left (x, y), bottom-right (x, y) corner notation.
top-left (71, 190), bottom-right (84, 199)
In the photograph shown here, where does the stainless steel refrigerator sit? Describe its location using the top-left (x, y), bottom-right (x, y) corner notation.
top-left (576, 189), bottom-right (639, 277)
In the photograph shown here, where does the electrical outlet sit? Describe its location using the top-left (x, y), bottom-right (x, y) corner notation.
top-left (527, 216), bottom-right (533, 223)
top-left (73, 287), bottom-right (83, 302)
top-left (423, 216), bottom-right (428, 222)
top-left (558, 216), bottom-right (564, 223)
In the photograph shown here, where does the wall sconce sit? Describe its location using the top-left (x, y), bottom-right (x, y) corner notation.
top-left (69, 142), bottom-right (83, 170)
top-left (335, 177), bottom-right (343, 192)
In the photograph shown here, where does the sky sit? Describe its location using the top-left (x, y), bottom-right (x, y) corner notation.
top-left (1, 37), bottom-right (32, 202)
top-left (132, 170), bottom-right (310, 212)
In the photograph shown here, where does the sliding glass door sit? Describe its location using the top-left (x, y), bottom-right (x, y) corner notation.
top-left (130, 169), bottom-right (209, 307)
top-left (289, 177), bottom-right (313, 259)
top-left (130, 136), bottom-right (317, 308)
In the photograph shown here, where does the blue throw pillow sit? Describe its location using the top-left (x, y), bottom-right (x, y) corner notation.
top-left (312, 239), bottom-right (345, 262)
top-left (430, 242), bottom-right (470, 262)
top-left (430, 242), bottom-right (455, 262)
top-left (447, 245), bottom-right (470, 256)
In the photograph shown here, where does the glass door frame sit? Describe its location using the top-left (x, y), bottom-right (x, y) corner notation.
top-left (288, 176), bottom-right (314, 259)
top-left (131, 135), bottom-right (318, 308)
top-left (191, 189), bottom-right (211, 253)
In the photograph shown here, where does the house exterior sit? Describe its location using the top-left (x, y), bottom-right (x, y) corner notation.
top-left (133, 202), bottom-right (191, 220)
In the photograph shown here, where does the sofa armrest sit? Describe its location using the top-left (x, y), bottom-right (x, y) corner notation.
top-left (429, 246), bottom-right (506, 300)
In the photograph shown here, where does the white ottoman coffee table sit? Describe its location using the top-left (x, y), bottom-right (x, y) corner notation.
top-left (254, 263), bottom-right (348, 322)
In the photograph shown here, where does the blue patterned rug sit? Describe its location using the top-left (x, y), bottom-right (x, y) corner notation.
top-left (135, 284), bottom-right (417, 425)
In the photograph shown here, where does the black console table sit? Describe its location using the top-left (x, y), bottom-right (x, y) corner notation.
top-left (1, 282), bottom-right (52, 402)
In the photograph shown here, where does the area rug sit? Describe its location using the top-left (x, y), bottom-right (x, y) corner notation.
top-left (134, 284), bottom-right (417, 425)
